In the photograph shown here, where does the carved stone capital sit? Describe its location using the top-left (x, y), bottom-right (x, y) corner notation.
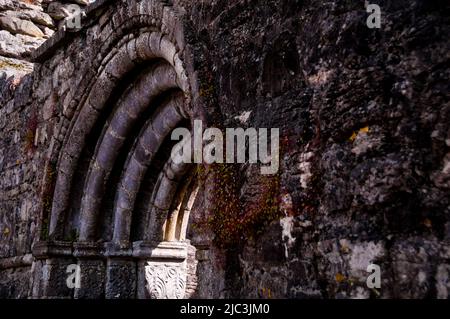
top-left (144, 260), bottom-right (187, 299)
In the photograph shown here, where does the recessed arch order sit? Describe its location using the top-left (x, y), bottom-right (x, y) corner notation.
top-left (32, 0), bottom-right (208, 300)
top-left (49, 30), bottom-right (193, 242)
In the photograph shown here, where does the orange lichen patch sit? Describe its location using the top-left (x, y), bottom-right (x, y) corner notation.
top-left (199, 84), bottom-right (214, 98)
top-left (423, 218), bottom-right (432, 228)
top-left (335, 273), bottom-right (346, 283)
top-left (260, 288), bottom-right (272, 299)
top-left (340, 245), bottom-right (350, 254)
top-left (0, 59), bottom-right (28, 71)
top-left (360, 126), bottom-right (369, 134)
top-left (349, 126), bottom-right (370, 142)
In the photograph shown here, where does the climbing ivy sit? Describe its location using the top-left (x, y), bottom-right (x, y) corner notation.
top-left (196, 163), bottom-right (282, 248)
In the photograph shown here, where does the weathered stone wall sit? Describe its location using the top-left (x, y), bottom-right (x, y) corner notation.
top-left (184, 0), bottom-right (449, 298)
top-left (0, 0), bottom-right (449, 299)
top-left (0, 1), bottom-right (95, 298)
top-left (1, 0), bottom-right (218, 299)
top-left (0, 0), bottom-right (93, 81)
top-left (0, 69), bottom-right (36, 297)
top-left (0, 0), bottom-right (94, 59)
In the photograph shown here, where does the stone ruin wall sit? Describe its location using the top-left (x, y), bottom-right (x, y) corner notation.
top-left (0, 0), bottom-right (93, 80)
top-left (0, 0), bottom-right (102, 298)
top-left (0, 0), bottom-right (449, 299)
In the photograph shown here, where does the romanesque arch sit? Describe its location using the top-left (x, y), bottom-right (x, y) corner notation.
top-left (30, 0), bottom-right (204, 299)
top-left (1, 0), bottom-right (448, 301)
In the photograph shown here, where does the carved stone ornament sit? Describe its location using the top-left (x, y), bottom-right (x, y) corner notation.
top-left (145, 261), bottom-right (187, 299)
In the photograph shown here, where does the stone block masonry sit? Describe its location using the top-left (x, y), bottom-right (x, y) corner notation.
top-left (0, 0), bottom-right (92, 59)
top-left (0, 0), bottom-right (449, 299)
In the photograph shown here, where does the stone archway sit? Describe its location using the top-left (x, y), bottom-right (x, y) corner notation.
top-left (30, 0), bottom-right (206, 299)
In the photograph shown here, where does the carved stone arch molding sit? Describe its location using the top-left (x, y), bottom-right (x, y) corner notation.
top-left (31, 0), bottom-right (208, 299)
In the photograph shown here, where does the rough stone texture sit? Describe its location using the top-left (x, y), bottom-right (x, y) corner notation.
top-left (183, 0), bottom-right (449, 299)
top-left (0, 0), bottom-right (90, 60)
top-left (0, 55), bottom-right (33, 78)
top-left (2, 9), bottom-right (54, 28)
top-left (0, 0), bottom-right (449, 299)
top-left (47, 2), bottom-right (81, 21)
top-left (0, 30), bottom-right (45, 59)
top-left (0, 266), bottom-right (31, 298)
top-left (0, 16), bottom-right (44, 37)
